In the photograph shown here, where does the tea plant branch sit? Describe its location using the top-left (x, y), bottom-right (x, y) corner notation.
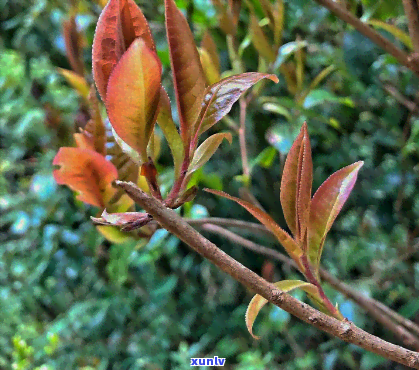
top-left (239, 97), bottom-right (250, 180)
top-left (184, 217), bottom-right (272, 236)
top-left (312, 0), bottom-right (419, 75)
top-left (200, 223), bottom-right (419, 351)
top-left (116, 180), bottom-right (419, 368)
top-left (402, 0), bottom-right (419, 55)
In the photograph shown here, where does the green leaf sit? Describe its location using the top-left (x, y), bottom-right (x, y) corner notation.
top-left (298, 65), bottom-right (336, 104)
top-left (303, 89), bottom-right (354, 109)
top-left (156, 87), bottom-right (184, 178)
top-left (273, 40), bottom-right (307, 70)
top-left (308, 161), bottom-right (364, 270)
top-left (367, 19), bottom-right (412, 49)
top-left (204, 189), bottom-right (303, 262)
top-left (188, 132), bottom-right (232, 176)
top-left (246, 280), bottom-right (318, 339)
top-left (249, 12), bottom-right (276, 62)
top-left (262, 102), bottom-right (292, 121)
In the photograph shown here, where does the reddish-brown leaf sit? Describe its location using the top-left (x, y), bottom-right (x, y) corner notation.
top-left (195, 72), bottom-right (279, 135)
top-left (92, 0), bottom-right (155, 101)
top-left (205, 189), bottom-right (302, 261)
top-left (63, 14), bottom-right (85, 76)
top-left (165, 0), bottom-right (207, 142)
top-left (84, 85), bottom-right (107, 155)
top-left (106, 38), bottom-right (162, 161)
top-left (308, 161), bottom-right (364, 269)
top-left (280, 122), bottom-right (312, 245)
top-left (53, 147), bottom-right (118, 208)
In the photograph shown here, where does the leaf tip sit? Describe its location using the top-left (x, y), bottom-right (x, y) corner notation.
top-left (269, 74), bottom-right (279, 83)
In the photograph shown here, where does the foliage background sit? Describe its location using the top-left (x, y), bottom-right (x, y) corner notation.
top-left (1, 0), bottom-right (419, 369)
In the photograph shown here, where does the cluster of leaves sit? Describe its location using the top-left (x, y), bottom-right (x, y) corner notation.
top-left (53, 0), bottom-right (279, 240)
top-left (3, 0), bottom-right (419, 368)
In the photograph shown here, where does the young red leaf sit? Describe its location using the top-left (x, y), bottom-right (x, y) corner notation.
top-left (195, 72), bottom-right (279, 135)
top-left (205, 189), bottom-right (302, 262)
top-left (246, 280), bottom-right (318, 339)
top-left (92, 0), bottom-right (155, 101)
top-left (53, 147), bottom-right (118, 208)
top-left (308, 161), bottom-right (364, 269)
top-left (106, 38), bottom-right (162, 162)
top-left (280, 122), bottom-right (312, 244)
top-left (165, 0), bottom-right (207, 142)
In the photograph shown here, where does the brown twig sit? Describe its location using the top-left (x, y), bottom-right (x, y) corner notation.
top-left (381, 83), bottom-right (418, 112)
top-left (403, 0), bottom-right (419, 55)
top-left (239, 97), bottom-right (250, 180)
top-left (312, 0), bottom-right (419, 75)
top-left (116, 180), bottom-right (419, 368)
top-left (184, 217), bottom-right (272, 236)
top-left (200, 223), bottom-right (419, 351)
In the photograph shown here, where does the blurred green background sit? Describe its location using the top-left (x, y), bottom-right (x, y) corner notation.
top-left (2, 0), bottom-right (419, 369)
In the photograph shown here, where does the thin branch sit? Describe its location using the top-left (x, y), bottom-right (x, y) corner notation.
top-left (381, 82), bottom-right (418, 112)
top-left (239, 97), bottom-right (250, 179)
top-left (116, 180), bottom-right (419, 368)
top-left (200, 223), bottom-right (419, 351)
top-left (403, 0), bottom-right (419, 55)
top-left (312, 0), bottom-right (419, 75)
top-left (184, 217), bottom-right (272, 236)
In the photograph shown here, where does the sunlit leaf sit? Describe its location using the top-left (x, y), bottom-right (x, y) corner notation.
top-left (308, 161), bottom-right (364, 269)
top-left (201, 30), bottom-right (220, 72)
top-left (92, 0), bottom-right (156, 101)
top-left (105, 119), bottom-right (140, 188)
top-left (199, 48), bottom-right (221, 85)
top-left (262, 102), bottom-right (291, 121)
top-left (97, 225), bottom-right (133, 244)
top-left (156, 87), bottom-right (184, 178)
top-left (204, 189), bottom-right (302, 261)
top-left (106, 38), bottom-right (162, 162)
top-left (196, 72), bottom-right (279, 135)
top-left (368, 19), bottom-right (413, 49)
top-left (165, 0), bottom-right (207, 142)
top-left (303, 89), bottom-right (354, 109)
top-left (58, 68), bottom-right (90, 99)
top-left (53, 147), bottom-right (118, 208)
top-left (211, 0), bottom-right (237, 35)
top-left (111, 127), bottom-right (142, 165)
top-left (280, 122), bottom-right (312, 245)
top-left (298, 65), bottom-right (336, 104)
top-left (272, 0), bottom-right (284, 46)
top-left (250, 13), bottom-right (276, 63)
top-left (246, 280), bottom-right (318, 339)
top-left (188, 133), bottom-right (232, 176)
top-left (273, 41), bottom-right (307, 70)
